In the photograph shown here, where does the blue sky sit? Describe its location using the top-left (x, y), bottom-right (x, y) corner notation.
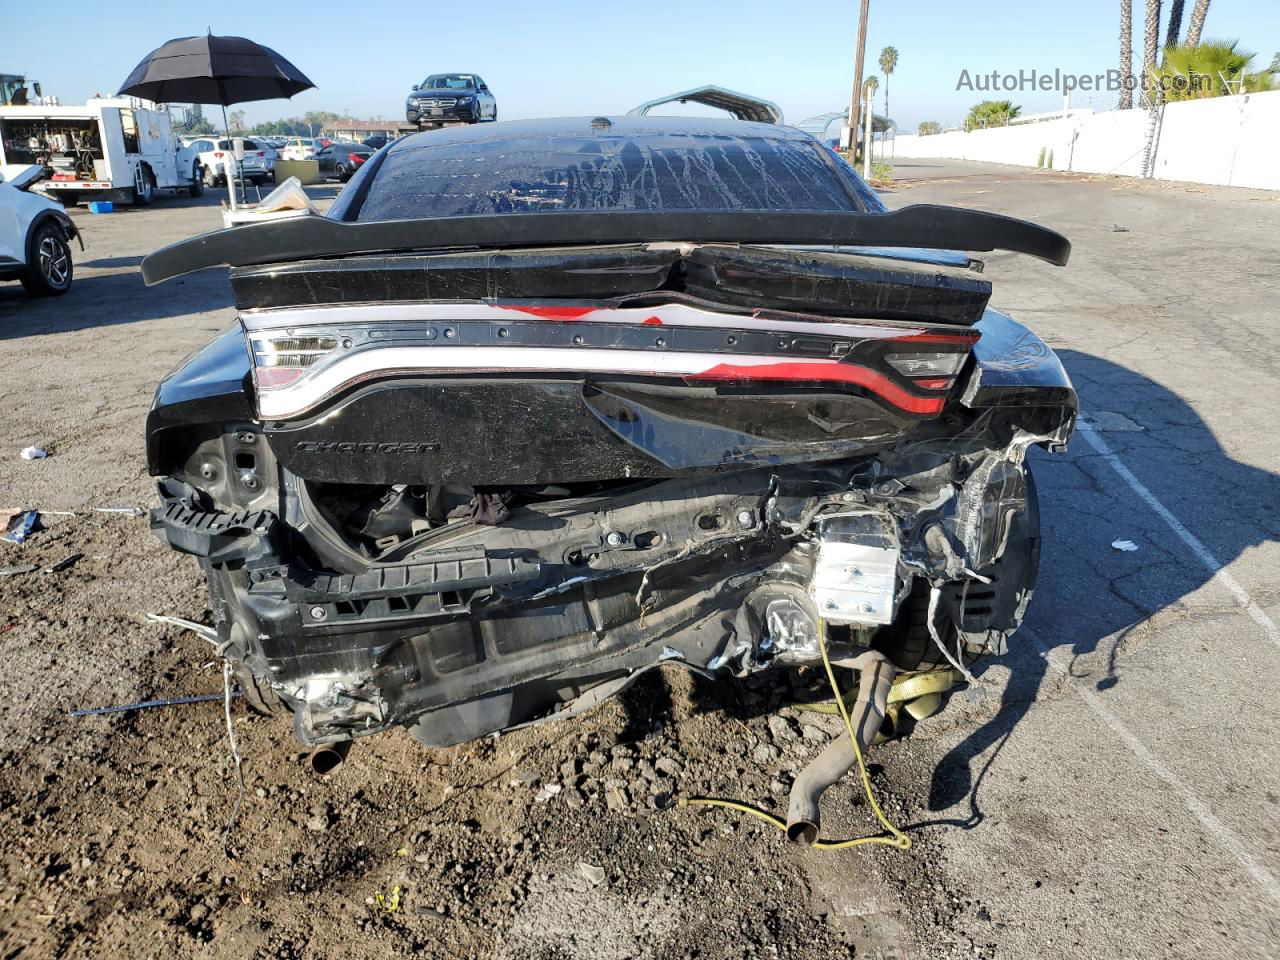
top-left (4, 0), bottom-right (1277, 132)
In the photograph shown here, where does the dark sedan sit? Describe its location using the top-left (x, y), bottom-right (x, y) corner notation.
top-left (405, 72), bottom-right (497, 129)
top-left (315, 142), bottom-right (373, 182)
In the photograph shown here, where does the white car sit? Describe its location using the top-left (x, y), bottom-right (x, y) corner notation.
top-left (187, 137), bottom-right (275, 187)
top-left (281, 137), bottom-right (319, 161)
top-left (0, 165), bottom-right (79, 296)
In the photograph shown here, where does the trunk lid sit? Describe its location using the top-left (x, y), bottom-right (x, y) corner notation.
top-left (235, 244), bottom-right (983, 485)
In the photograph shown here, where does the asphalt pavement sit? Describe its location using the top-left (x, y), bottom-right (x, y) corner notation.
top-left (862, 157), bottom-right (1280, 959)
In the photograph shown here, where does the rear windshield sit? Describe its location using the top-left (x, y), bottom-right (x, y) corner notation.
top-left (342, 132), bottom-right (869, 222)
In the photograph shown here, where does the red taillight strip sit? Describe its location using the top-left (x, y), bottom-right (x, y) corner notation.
top-left (687, 362), bottom-right (946, 415)
top-left (911, 377), bottom-right (954, 391)
top-left (885, 330), bottom-right (981, 345)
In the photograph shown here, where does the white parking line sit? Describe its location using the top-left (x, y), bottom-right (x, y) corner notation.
top-left (1076, 421), bottom-right (1280, 652)
top-left (1030, 630), bottom-right (1280, 904)
top-left (1030, 420), bottom-right (1280, 903)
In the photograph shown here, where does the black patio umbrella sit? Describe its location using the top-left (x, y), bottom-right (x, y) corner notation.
top-left (117, 34), bottom-right (314, 105)
top-left (118, 34), bottom-right (315, 208)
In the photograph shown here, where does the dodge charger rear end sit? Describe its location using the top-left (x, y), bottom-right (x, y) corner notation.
top-left (143, 117), bottom-right (1075, 751)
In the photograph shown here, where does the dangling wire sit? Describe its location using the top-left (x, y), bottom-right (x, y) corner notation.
top-left (680, 620), bottom-right (911, 852)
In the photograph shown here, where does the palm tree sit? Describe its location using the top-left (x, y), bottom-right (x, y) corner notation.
top-left (1119, 0), bottom-right (1134, 108)
top-left (1143, 0), bottom-right (1162, 99)
top-left (1185, 0), bottom-right (1210, 46)
top-left (1164, 0), bottom-right (1185, 47)
top-left (1150, 40), bottom-right (1278, 100)
top-left (878, 46), bottom-right (899, 121)
top-left (964, 100), bottom-right (1021, 131)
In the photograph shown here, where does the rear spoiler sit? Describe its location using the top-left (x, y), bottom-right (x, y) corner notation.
top-left (141, 204), bottom-right (1070, 286)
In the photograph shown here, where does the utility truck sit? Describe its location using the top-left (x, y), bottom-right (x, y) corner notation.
top-left (0, 98), bottom-right (201, 206)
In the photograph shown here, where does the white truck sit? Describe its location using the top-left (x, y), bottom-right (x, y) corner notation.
top-left (0, 98), bottom-right (201, 207)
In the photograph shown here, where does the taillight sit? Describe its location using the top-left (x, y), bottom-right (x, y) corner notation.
top-left (214, 151), bottom-right (224, 158)
top-left (881, 330), bottom-right (978, 394)
top-left (883, 352), bottom-right (969, 377)
top-left (250, 334), bottom-right (339, 390)
top-left (255, 151), bottom-right (264, 157)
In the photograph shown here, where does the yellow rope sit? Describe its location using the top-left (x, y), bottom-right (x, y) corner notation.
top-left (680, 621), bottom-right (912, 852)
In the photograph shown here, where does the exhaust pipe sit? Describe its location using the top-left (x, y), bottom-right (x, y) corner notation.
top-left (786, 649), bottom-right (895, 845)
top-left (309, 739), bottom-right (351, 776)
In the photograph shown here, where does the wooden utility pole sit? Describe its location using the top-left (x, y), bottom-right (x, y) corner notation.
top-left (847, 0), bottom-right (871, 150)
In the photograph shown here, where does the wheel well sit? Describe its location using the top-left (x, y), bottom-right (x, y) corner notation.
top-left (24, 212), bottom-right (70, 266)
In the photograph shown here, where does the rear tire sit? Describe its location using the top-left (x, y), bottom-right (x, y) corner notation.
top-left (189, 163), bottom-right (204, 197)
top-left (20, 223), bottom-right (73, 297)
top-left (132, 167), bottom-right (155, 206)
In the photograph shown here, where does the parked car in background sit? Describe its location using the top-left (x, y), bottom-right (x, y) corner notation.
top-left (405, 73), bottom-right (496, 129)
top-left (281, 137), bottom-right (318, 161)
top-left (316, 142), bottom-right (373, 182)
top-left (362, 135), bottom-right (388, 150)
top-left (189, 137), bottom-right (272, 187)
top-left (142, 118), bottom-right (1074, 765)
top-left (0, 164), bottom-right (79, 296)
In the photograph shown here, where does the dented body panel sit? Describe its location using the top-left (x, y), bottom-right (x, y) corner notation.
top-left (144, 117), bottom-right (1075, 749)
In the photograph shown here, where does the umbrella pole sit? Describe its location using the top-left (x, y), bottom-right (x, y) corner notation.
top-left (220, 103), bottom-right (237, 211)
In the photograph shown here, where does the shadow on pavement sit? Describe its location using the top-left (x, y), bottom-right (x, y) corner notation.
top-left (925, 348), bottom-right (1280, 820)
top-left (0, 267), bottom-right (233, 335)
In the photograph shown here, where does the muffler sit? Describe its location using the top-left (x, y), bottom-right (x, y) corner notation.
top-left (786, 649), bottom-right (895, 844)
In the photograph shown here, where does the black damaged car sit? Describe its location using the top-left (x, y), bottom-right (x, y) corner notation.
top-left (142, 117), bottom-right (1074, 833)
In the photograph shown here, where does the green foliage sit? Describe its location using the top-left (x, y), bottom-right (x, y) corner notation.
top-left (964, 100), bottom-right (1021, 131)
top-left (917, 121), bottom-right (942, 136)
top-left (1152, 39), bottom-right (1277, 100)
top-left (870, 160), bottom-right (894, 182)
top-left (878, 46), bottom-right (898, 76)
top-left (176, 103), bottom-right (216, 135)
top-left (1047, 149), bottom-right (1055, 169)
top-left (1036, 146), bottom-right (1046, 168)
top-left (246, 111), bottom-right (360, 138)
top-left (863, 75), bottom-right (879, 99)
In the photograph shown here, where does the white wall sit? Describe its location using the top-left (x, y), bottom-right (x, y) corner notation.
top-left (892, 90), bottom-right (1280, 190)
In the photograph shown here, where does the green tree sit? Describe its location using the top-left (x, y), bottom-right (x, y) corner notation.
top-left (1119, 0), bottom-right (1134, 108)
top-left (1143, 0), bottom-right (1162, 93)
top-left (1185, 0), bottom-right (1210, 46)
top-left (228, 109), bottom-right (246, 133)
top-left (1150, 40), bottom-right (1277, 99)
top-left (878, 46), bottom-right (898, 120)
top-left (1165, 0), bottom-right (1185, 47)
top-left (964, 100), bottom-right (1021, 131)
top-left (917, 121), bottom-right (942, 136)
top-left (178, 104), bottom-right (216, 135)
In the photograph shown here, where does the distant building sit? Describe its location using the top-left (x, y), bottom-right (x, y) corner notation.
top-left (320, 120), bottom-right (414, 142)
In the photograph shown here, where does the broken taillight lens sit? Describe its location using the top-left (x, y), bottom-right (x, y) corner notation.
top-left (250, 335), bottom-right (339, 391)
